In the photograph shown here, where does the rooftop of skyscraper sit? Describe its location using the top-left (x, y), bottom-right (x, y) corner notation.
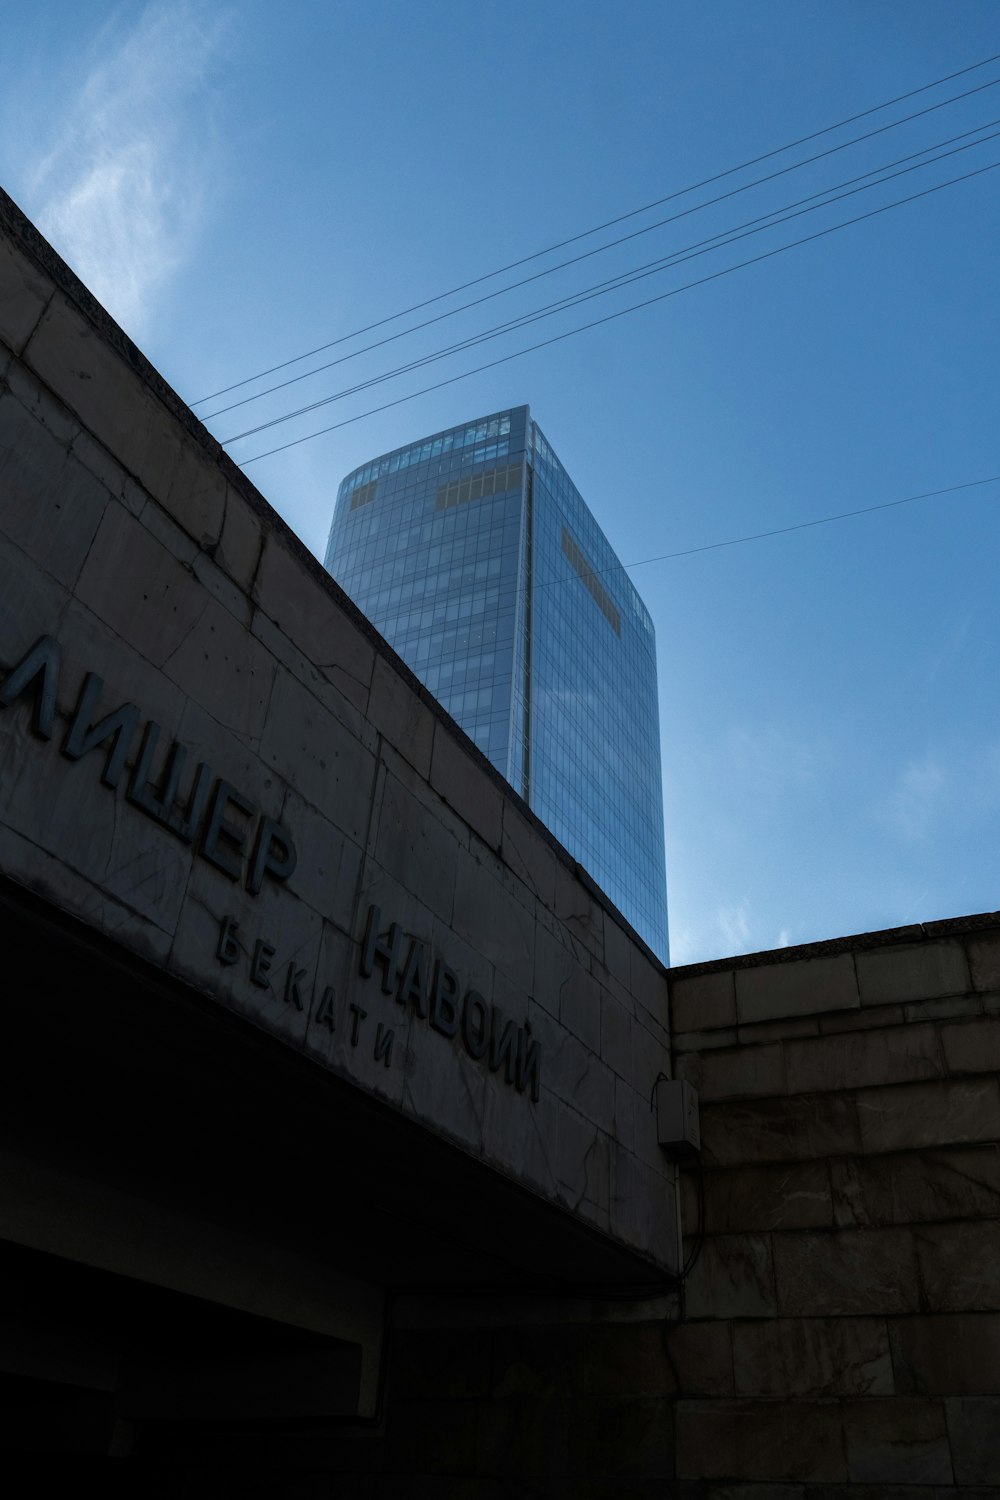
top-left (326, 406), bottom-right (670, 962)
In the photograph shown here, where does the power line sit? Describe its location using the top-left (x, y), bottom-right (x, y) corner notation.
top-left (192, 50), bottom-right (1000, 408)
top-left (623, 475), bottom-right (1000, 573)
top-left (202, 76), bottom-right (1000, 424)
top-left (221, 122), bottom-right (1000, 446)
top-left (517, 476), bottom-right (1000, 616)
top-left (336, 473), bottom-right (999, 609)
top-left (233, 155), bottom-right (1000, 467)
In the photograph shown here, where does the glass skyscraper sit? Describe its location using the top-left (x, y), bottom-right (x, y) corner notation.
top-left (324, 406), bottom-right (669, 962)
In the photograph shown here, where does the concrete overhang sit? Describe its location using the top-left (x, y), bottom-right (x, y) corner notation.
top-left (0, 873), bottom-right (669, 1295)
top-left (0, 188), bottom-right (679, 1338)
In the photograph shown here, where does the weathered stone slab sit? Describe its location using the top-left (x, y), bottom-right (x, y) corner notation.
top-left (611, 1146), bottom-right (677, 1260)
top-left (489, 1325), bottom-right (576, 1400)
top-left (0, 387), bottom-right (108, 590)
top-left (303, 918), bottom-right (409, 1111)
top-left (674, 1026), bottom-right (740, 1053)
top-left (354, 858), bottom-right (439, 977)
top-left (942, 1016), bottom-right (1000, 1076)
top-left (733, 1317), bottom-right (892, 1397)
top-left (784, 1023), bottom-right (944, 1095)
top-left (670, 968), bottom-right (737, 1034)
top-left (857, 1078), bottom-right (1000, 1155)
top-left (576, 1323), bottom-right (674, 1398)
top-left (707, 1487), bottom-right (807, 1500)
top-left (890, 1314), bottom-right (1000, 1395)
top-left (831, 1145), bottom-right (1000, 1228)
top-left (630, 946), bottom-right (667, 1030)
top-left (25, 294), bottom-right (202, 515)
top-left (700, 1091), bottom-right (861, 1167)
top-left (250, 605), bottom-right (370, 745)
top-left (164, 591), bottom-right (274, 741)
top-left (529, 1000), bottom-right (614, 1130)
top-left (554, 858), bottom-right (605, 966)
top-left (500, 800), bottom-right (557, 912)
top-left (259, 665), bottom-right (376, 843)
top-left (367, 654), bottom-right (434, 778)
top-left (773, 1226), bottom-right (921, 1316)
top-left (675, 1041), bottom-right (785, 1102)
top-left (216, 488), bottom-right (262, 592)
top-left (735, 953), bottom-right (859, 1025)
top-left (391, 1328), bottom-right (491, 1400)
top-left (819, 1001), bottom-right (904, 1033)
top-left (0, 631), bottom-right (201, 940)
top-left (683, 1233), bottom-right (776, 1319)
top-left (278, 785), bottom-right (363, 940)
top-left (451, 843), bottom-right (535, 993)
top-left (614, 1075), bottom-right (638, 1154)
top-left (168, 849), bottom-right (323, 1057)
top-left (945, 1396), bottom-right (1000, 1483)
top-left (739, 1014), bottom-right (819, 1044)
top-left (401, 1006), bottom-right (486, 1155)
top-left (533, 918), bottom-right (583, 1022)
top-left (602, 910), bottom-right (632, 991)
top-left (567, 1395), bottom-right (675, 1480)
top-left (915, 1222), bottom-right (1000, 1312)
top-left (904, 994), bottom-right (984, 1025)
top-left (560, 964), bottom-right (601, 1052)
top-left (172, 688), bottom-right (272, 812)
top-left (968, 930), bottom-right (1000, 995)
top-left (808, 1488), bottom-right (937, 1500)
top-left (374, 766), bottom-right (460, 927)
top-left (0, 820), bottom-right (173, 968)
top-left (482, 1061), bottom-right (559, 1201)
top-left (664, 1321), bottom-right (734, 1396)
top-left (191, 545), bottom-right (253, 629)
top-left (675, 1399), bottom-right (845, 1482)
top-left (74, 500), bottom-right (209, 667)
top-left (253, 533), bottom-right (375, 711)
top-left (429, 720), bottom-right (503, 851)
top-left (391, 1393), bottom-right (482, 1475)
top-left (156, 427), bottom-right (228, 549)
top-left (601, 989), bottom-right (632, 1079)
top-left (556, 1103), bottom-right (610, 1224)
top-left (703, 1161), bottom-right (833, 1233)
top-left (630, 1011), bottom-right (671, 1111)
top-left (857, 939), bottom-right (970, 1006)
top-left (842, 1397), bottom-right (952, 1483)
top-left (0, 230), bottom-right (51, 352)
top-left (0, 539), bottom-right (73, 678)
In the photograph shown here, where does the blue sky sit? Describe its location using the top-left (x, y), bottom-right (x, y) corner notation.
top-left (4, 1), bottom-right (998, 963)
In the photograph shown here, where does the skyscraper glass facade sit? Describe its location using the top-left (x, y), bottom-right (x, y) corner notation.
top-left (324, 406), bottom-right (669, 962)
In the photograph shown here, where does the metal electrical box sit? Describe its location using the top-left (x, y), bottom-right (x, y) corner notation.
top-left (654, 1078), bottom-right (700, 1156)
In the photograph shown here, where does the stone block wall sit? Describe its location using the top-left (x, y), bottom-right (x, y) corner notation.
top-left (4, 190), bottom-right (999, 1490)
top-left (0, 187), bottom-right (675, 1282)
top-left (208, 918), bottom-right (998, 1494)
top-left (669, 915), bottom-right (1000, 1490)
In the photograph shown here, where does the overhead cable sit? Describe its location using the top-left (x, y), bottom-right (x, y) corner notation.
top-left (192, 50), bottom-right (1000, 407)
top-left (224, 137), bottom-right (1000, 447)
top-left (203, 77), bottom-right (1000, 423)
top-left (234, 156), bottom-right (1000, 466)
top-left (511, 476), bottom-right (1000, 602)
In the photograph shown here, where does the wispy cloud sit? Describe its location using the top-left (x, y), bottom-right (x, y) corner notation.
top-left (670, 897), bottom-right (754, 965)
top-left (881, 751), bottom-right (949, 842)
top-left (22, 1), bottom-right (231, 339)
top-left (717, 898), bottom-right (751, 951)
top-left (728, 722), bottom-right (827, 793)
top-left (925, 610), bottom-right (973, 687)
top-left (878, 740), bottom-right (1000, 844)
